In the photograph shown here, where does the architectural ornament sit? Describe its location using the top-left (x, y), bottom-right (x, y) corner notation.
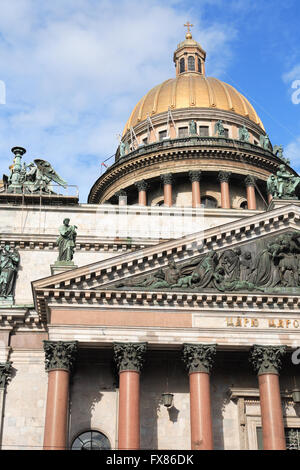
top-left (215, 120), bottom-right (226, 137)
top-left (43, 340), bottom-right (78, 372)
top-left (182, 344), bottom-right (217, 374)
top-left (249, 345), bottom-right (286, 375)
top-left (0, 362), bottom-right (12, 388)
top-left (160, 174), bottom-right (173, 185)
top-left (56, 219), bottom-right (77, 263)
top-left (267, 165), bottom-right (300, 199)
top-left (0, 245), bottom-right (20, 300)
top-left (116, 231), bottom-right (300, 293)
top-left (113, 342), bottom-right (147, 372)
top-left (188, 170), bottom-right (202, 183)
top-left (189, 120), bottom-right (197, 136)
top-left (218, 171), bottom-right (231, 183)
top-left (3, 147), bottom-right (67, 194)
top-left (135, 180), bottom-right (149, 192)
top-left (239, 126), bottom-right (250, 142)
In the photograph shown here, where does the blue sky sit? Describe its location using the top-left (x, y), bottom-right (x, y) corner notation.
top-left (0, 0), bottom-right (300, 202)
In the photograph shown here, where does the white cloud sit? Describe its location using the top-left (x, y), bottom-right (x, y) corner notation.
top-left (283, 65), bottom-right (300, 84)
top-left (0, 0), bottom-right (237, 201)
top-left (285, 138), bottom-right (300, 172)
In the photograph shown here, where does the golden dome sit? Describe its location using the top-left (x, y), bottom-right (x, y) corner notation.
top-left (123, 73), bottom-right (264, 134)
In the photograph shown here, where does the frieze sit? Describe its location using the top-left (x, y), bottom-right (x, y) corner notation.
top-left (193, 315), bottom-right (300, 330)
top-left (115, 231), bottom-right (300, 294)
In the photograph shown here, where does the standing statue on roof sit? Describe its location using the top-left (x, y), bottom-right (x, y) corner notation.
top-left (56, 218), bottom-right (77, 262)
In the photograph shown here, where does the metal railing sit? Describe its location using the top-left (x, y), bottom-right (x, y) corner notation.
top-left (116, 136), bottom-right (277, 165)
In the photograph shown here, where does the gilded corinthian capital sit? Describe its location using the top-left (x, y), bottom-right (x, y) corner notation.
top-left (135, 180), bottom-right (149, 192)
top-left (189, 170), bottom-right (202, 183)
top-left (0, 362), bottom-right (12, 388)
top-left (113, 342), bottom-right (147, 372)
top-left (43, 340), bottom-right (78, 372)
top-left (182, 343), bottom-right (217, 374)
top-left (218, 171), bottom-right (231, 183)
top-left (160, 173), bottom-right (173, 185)
top-left (249, 344), bottom-right (287, 375)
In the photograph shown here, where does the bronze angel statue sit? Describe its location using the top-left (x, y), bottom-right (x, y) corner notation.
top-left (23, 159), bottom-right (67, 194)
top-left (4, 155), bottom-right (67, 194)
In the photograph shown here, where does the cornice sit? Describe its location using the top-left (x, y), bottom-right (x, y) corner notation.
top-left (228, 387), bottom-right (292, 402)
top-left (0, 235), bottom-right (155, 253)
top-left (0, 307), bottom-right (41, 327)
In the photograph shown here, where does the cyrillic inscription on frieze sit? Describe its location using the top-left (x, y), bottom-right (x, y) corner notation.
top-left (225, 317), bottom-right (300, 329)
top-left (193, 315), bottom-right (300, 330)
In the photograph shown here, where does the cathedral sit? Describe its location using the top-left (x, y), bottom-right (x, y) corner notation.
top-left (0, 27), bottom-right (300, 451)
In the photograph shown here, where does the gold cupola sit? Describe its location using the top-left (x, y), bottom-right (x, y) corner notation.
top-left (173, 22), bottom-right (206, 76)
top-left (122, 25), bottom-right (264, 135)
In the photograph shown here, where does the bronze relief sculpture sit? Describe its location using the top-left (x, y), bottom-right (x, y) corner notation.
top-left (117, 231), bottom-right (300, 293)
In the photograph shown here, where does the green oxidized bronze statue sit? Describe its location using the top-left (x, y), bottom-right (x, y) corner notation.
top-left (56, 219), bottom-right (77, 262)
top-left (3, 147), bottom-right (67, 195)
top-left (267, 164), bottom-right (300, 199)
top-left (215, 120), bottom-right (225, 137)
top-left (239, 126), bottom-right (249, 142)
top-left (0, 245), bottom-right (20, 299)
top-left (189, 120), bottom-right (197, 136)
top-left (118, 231), bottom-right (300, 293)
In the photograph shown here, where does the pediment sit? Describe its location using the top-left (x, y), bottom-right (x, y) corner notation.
top-left (32, 203), bottom-right (300, 321)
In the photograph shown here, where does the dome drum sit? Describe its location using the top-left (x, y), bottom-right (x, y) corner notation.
top-left (88, 138), bottom-right (287, 205)
top-left (118, 107), bottom-right (266, 162)
top-left (99, 170), bottom-right (269, 211)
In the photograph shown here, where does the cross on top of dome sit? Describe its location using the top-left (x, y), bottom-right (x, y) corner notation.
top-left (184, 21), bottom-right (194, 39)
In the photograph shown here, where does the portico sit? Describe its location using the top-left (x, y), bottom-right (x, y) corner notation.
top-left (32, 203), bottom-right (300, 450)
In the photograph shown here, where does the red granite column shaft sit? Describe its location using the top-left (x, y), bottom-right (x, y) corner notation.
top-left (189, 371), bottom-right (213, 450)
top-left (268, 193), bottom-right (273, 204)
top-left (118, 370), bottom-right (140, 450)
top-left (246, 185), bottom-right (257, 210)
top-left (138, 190), bottom-right (147, 206)
top-left (218, 172), bottom-right (231, 209)
top-left (114, 342), bottom-right (147, 451)
top-left (183, 343), bottom-right (216, 451)
top-left (245, 176), bottom-right (257, 210)
top-left (250, 345), bottom-right (287, 451)
top-left (43, 341), bottom-right (77, 451)
top-left (135, 180), bottom-right (148, 206)
top-left (258, 373), bottom-right (286, 450)
top-left (220, 182), bottom-right (230, 209)
top-left (189, 171), bottom-right (201, 208)
top-left (43, 369), bottom-right (70, 450)
top-left (161, 174), bottom-right (173, 207)
top-left (192, 181), bottom-right (201, 208)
